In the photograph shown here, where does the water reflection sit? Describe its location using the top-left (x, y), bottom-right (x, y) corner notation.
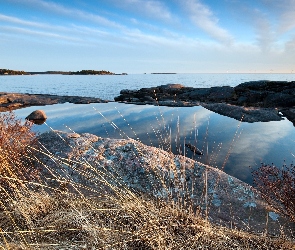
top-left (14, 102), bottom-right (295, 184)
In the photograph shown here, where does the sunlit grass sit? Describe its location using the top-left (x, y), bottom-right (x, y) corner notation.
top-left (0, 111), bottom-right (294, 249)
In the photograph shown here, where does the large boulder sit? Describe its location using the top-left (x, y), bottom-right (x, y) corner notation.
top-left (34, 131), bottom-right (294, 236)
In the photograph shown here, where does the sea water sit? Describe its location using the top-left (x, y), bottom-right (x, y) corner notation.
top-left (1, 73), bottom-right (295, 184)
top-left (1, 73), bottom-right (295, 100)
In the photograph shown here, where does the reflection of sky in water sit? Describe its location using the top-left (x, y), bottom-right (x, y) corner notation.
top-left (14, 102), bottom-right (295, 184)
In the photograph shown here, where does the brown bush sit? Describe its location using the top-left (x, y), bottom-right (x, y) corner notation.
top-left (253, 163), bottom-right (295, 223)
top-left (0, 111), bottom-right (38, 194)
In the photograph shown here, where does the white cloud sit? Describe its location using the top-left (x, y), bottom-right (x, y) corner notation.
top-left (180, 0), bottom-right (234, 44)
top-left (111, 0), bottom-right (173, 23)
top-left (253, 12), bottom-right (276, 52)
top-left (0, 14), bottom-right (45, 28)
top-left (0, 15), bottom-right (114, 46)
top-left (6, 0), bottom-right (124, 30)
top-left (277, 1), bottom-right (295, 34)
top-left (0, 25), bottom-right (82, 43)
top-left (261, 0), bottom-right (295, 34)
top-left (230, 121), bottom-right (292, 167)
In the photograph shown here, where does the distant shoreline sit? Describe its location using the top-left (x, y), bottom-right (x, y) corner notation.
top-left (0, 69), bottom-right (127, 76)
top-left (151, 73), bottom-right (177, 74)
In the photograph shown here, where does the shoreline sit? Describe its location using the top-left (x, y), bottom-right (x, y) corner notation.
top-left (0, 92), bottom-right (110, 112)
top-left (114, 81), bottom-right (295, 125)
top-left (1, 80), bottom-right (295, 125)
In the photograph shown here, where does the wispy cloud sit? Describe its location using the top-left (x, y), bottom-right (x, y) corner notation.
top-left (112, 0), bottom-right (174, 23)
top-left (276, 1), bottom-right (295, 34)
top-left (253, 11), bottom-right (276, 52)
top-left (260, 0), bottom-right (295, 34)
top-left (0, 14), bottom-right (109, 45)
top-left (6, 0), bottom-right (124, 30)
top-left (0, 25), bottom-right (83, 43)
top-left (0, 14), bottom-right (46, 28)
top-left (285, 36), bottom-right (295, 53)
top-left (180, 0), bottom-right (234, 44)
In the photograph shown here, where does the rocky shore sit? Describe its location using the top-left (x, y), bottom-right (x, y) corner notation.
top-left (1, 80), bottom-right (295, 125)
top-left (115, 80), bottom-right (295, 125)
top-left (0, 92), bottom-right (109, 112)
top-left (35, 131), bottom-right (294, 236)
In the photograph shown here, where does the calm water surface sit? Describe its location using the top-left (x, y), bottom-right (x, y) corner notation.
top-left (2, 74), bottom-right (295, 184)
top-left (1, 73), bottom-right (295, 100)
top-left (13, 102), bottom-right (295, 185)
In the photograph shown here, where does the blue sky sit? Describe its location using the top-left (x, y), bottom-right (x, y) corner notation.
top-left (0, 0), bottom-right (295, 73)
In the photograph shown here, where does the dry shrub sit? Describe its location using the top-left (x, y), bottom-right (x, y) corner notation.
top-left (0, 111), bottom-right (39, 194)
top-left (253, 163), bottom-right (295, 224)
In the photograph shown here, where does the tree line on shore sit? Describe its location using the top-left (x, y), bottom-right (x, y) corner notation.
top-left (0, 69), bottom-right (29, 75)
top-left (0, 69), bottom-right (118, 75)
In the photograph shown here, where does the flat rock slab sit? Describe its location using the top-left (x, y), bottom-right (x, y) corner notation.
top-left (0, 92), bottom-right (109, 112)
top-left (35, 131), bottom-right (294, 237)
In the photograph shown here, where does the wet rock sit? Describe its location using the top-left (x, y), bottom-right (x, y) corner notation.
top-left (0, 92), bottom-right (109, 112)
top-left (281, 108), bottom-right (295, 126)
top-left (185, 143), bottom-right (203, 155)
top-left (202, 103), bottom-right (282, 122)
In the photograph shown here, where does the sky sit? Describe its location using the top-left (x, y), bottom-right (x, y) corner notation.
top-left (0, 0), bottom-right (295, 73)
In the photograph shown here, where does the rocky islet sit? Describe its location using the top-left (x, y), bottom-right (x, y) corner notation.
top-left (115, 80), bottom-right (295, 124)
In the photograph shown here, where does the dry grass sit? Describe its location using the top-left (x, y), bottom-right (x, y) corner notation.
top-left (1, 189), bottom-right (294, 249)
top-left (0, 111), bottom-right (38, 195)
top-left (0, 111), bottom-right (294, 249)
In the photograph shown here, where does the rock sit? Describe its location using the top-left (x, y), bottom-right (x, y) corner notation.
top-left (202, 103), bottom-right (282, 122)
top-left (264, 93), bottom-right (295, 107)
top-left (67, 133), bottom-right (81, 138)
top-left (0, 96), bottom-right (8, 104)
top-left (281, 108), bottom-right (295, 126)
top-left (185, 143), bottom-right (203, 155)
top-left (188, 88), bottom-right (211, 100)
top-left (114, 81), bottom-right (295, 124)
top-left (142, 96), bottom-right (155, 102)
top-left (35, 131), bottom-right (295, 236)
top-left (25, 110), bottom-right (47, 125)
top-left (158, 83), bottom-right (185, 89)
top-left (0, 92), bottom-right (109, 112)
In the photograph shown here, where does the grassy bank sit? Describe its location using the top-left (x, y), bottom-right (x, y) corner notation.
top-left (0, 111), bottom-right (294, 249)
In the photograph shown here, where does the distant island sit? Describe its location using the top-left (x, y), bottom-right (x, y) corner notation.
top-left (0, 69), bottom-right (127, 75)
top-left (151, 73), bottom-right (176, 74)
top-left (70, 70), bottom-right (116, 75)
top-left (0, 69), bottom-right (30, 75)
